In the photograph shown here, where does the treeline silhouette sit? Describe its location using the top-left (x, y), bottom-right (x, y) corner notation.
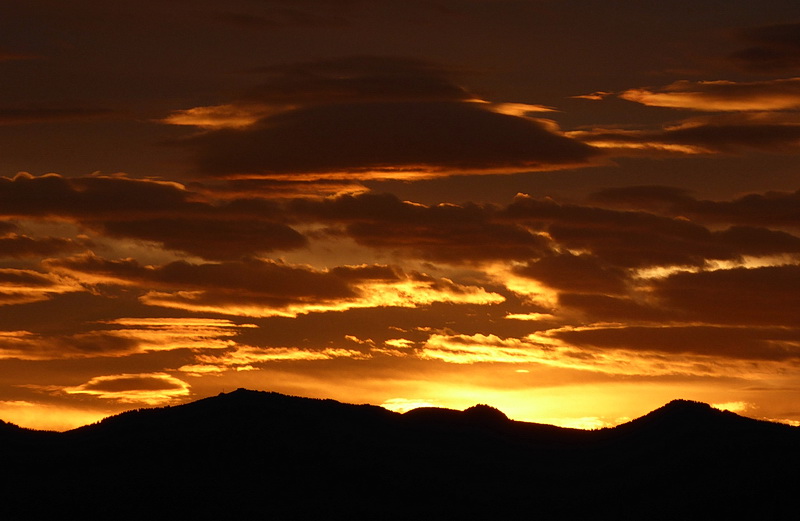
top-left (2, 390), bottom-right (798, 519)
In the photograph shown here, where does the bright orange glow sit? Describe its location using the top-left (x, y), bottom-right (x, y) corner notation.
top-left (381, 398), bottom-right (439, 413)
top-left (160, 103), bottom-right (282, 128)
top-left (141, 276), bottom-right (504, 318)
top-left (64, 373), bottom-right (191, 404)
top-left (188, 345), bottom-right (368, 373)
top-left (0, 400), bottom-right (109, 431)
top-left (620, 78), bottom-right (800, 111)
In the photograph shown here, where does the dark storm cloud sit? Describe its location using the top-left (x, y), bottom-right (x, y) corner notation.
top-left (190, 101), bottom-right (596, 178)
top-left (169, 55), bottom-right (597, 178)
top-left (513, 253), bottom-right (628, 295)
top-left (651, 265), bottom-right (800, 327)
top-left (571, 112), bottom-right (800, 157)
top-left (551, 325), bottom-right (800, 362)
top-left (0, 173), bottom-right (306, 260)
top-left (46, 254), bottom-right (358, 303)
top-left (291, 192), bottom-right (552, 263)
top-left (0, 234), bottom-right (92, 258)
top-left (287, 191), bottom-right (800, 269)
top-left (98, 218), bottom-right (306, 261)
top-left (730, 22), bottom-right (800, 72)
top-left (44, 253), bottom-right (501, 317)
top-left (556, 294), bottom-right (669, 323)
top-left (0, 173), bottom-right (198, 219)
top-left (589, 186), bottom-right (800, 231)
top-left (503, 194), bottom-right (800, 268)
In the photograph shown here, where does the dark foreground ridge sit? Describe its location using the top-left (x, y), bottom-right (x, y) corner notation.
top-left (2, 390), bottom-right (798, 520)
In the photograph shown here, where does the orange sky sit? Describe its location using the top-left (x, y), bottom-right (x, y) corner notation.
top-left (1, 0), bottom-right (800, 431)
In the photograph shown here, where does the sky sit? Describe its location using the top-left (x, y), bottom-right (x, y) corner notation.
top-left (2, 0), bottom-right (800, 431)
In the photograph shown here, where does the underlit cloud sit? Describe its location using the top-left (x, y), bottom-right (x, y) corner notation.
top-left (549, 324), bottom-right (800, 361)
top-left (64, 373), bottom-right (191, 404)
top-left (0, 233), bottom-right (92, 258)
top-left (184, 345), bottom-right (368, 374)
top-left (0, 173), bottom-right (306, 260)
top-left (291, 192), bottom-right (553, 264)
top-left (618, 78), bottom-right (800, 111)
top-left (187, 102), bottom-right (597, 179)
top-left (47, 254), bottom-right (503, 318)
top-left (416, 332), bottom-right (776, 377)
top-left (504, 193), bottom-right (800, 268)
top-left (569, 112), bottom-right (800, 156)
top-left (0, 268), bottom-right (81, 306)
top-left (0, 317), bottom-right (252, 360)
top-left (588, 186), bottom-right (800, 231)
top-left (168, 56), bottom-right (597, 179)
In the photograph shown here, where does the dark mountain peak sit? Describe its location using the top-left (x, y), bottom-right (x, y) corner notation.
top-left (625, 399), bottom-right (735, 429)
top-left (610, 398), bottom-right (796, 442)
top-left (463, 403), bottom-right (509, 423)
top-left (656, 398), bottom-right (716, 417)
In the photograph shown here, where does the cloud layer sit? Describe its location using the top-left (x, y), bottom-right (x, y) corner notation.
top-left (168, 56), bottom-right (597, 179)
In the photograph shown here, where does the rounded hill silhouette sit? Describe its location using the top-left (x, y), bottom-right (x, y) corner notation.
top-left (0, 390), bottom-right (797, 520)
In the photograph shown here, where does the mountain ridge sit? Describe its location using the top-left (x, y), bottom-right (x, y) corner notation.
top-left (2, 389), bottom-right (798, 519)
top-left (4, 389), bottom-right (790, 435)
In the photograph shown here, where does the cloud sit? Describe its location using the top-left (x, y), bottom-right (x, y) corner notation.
top-left (0, 173), bottom-right (306, 260)
top-left (569, 112), bottom-right (800, 156)
top-left (47, 254), bottom-right (503, 317)
top-left (292, 192), bottom-right (552, 264)
top-left (0, 268), bottom-right (80, 306)
top-left (64, 373), bottom-right (191, 404)
top-left (189, 178), bottom-right (369, 200)
top-left (729, 22), bottom-right (800, 73)
top-left (618, 78), bottom-right (800, 111)
top-left (188, 101), bottom-right (597, 179)
top-left (504, 194), bottom-right (800, 268)
top-left (166, 56), bottom-right (597, 179)
top-left (549, 324), bottom-right (800, 362)
top-left (184, 344), bottom-right (368, 374)
top-left (416, 331), bottom-right (782, 377)
top-left (0, 173), bottom-right (198, 219)
top-left (588, 186), bottom-right (800, 231)
top-left (97, 218), bottom-right (306, 260)
top-left (0, 233), bottom-right (92, 258)
top-left (651, 264), bottom-right (800, 327)
top-left (512, 253), bottom-right (629, 295)
top-left (0, 318), bottom-right (249, 360)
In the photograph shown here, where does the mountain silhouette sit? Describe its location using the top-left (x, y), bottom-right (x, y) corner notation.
top-left (2, 389), bottom-right (798, 520)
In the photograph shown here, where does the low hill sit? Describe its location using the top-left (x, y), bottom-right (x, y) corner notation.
top-left (2, 390), bottom-right (797, 519)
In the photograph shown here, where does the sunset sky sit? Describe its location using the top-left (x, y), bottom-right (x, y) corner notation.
top-left (2, 0), bottom-right (800, 431)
